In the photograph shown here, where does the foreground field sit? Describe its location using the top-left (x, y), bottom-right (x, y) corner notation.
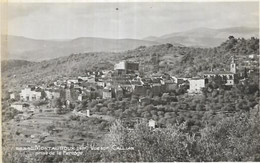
top-left (2, 108), bottom-right (112, 151)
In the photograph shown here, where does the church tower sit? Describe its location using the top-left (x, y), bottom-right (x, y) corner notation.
top-left (230, 56), bottom-right (236, 74)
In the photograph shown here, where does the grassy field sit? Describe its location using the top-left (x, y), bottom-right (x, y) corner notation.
top-left (3, 107), bottom-right (113, 150)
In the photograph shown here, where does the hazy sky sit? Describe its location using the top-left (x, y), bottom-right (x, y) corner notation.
top-left (7, 2), bottom-right (259, 40)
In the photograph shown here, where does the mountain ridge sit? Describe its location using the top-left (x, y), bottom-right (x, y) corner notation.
top-left (5, 26), bottom-right (259, 61)
top-left (6, 36), bottom-right (162, 61)
top-left (144, 26), bottom-right (259, 47)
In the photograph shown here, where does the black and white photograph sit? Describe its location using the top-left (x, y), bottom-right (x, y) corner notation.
top-left (1, 1), bottom-right (260, 162)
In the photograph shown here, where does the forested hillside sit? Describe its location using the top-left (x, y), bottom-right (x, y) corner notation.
top-left (2, 36), bottom-right (259, 91)
top-left (1, 59), bottom-right (34, 72)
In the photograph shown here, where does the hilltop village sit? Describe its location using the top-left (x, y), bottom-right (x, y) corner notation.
top-left (6, 54), bottom-right (258, 119)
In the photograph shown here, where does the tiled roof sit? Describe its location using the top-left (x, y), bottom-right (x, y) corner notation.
top-left (204, 71), bottom-right (234, 75)
top-left (190, 78), bottom-right (204, 80)
top-left (164, 80), bottom-right (175, 84)
top-left (152, 78), bottom-right (161, 83)
top-left (131, 81), bottom-right (142, 85)
top-left (117, 80), bottom-right (131, 85)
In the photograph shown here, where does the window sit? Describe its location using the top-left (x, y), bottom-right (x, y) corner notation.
top-left (32, 94), bottom-right (36, 100)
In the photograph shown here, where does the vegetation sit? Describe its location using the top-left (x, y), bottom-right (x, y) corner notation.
top-left (3, 111), bottom-right (260, 162)
top-left (101, 111), bottom-right (260, 162)
top-left (2, 107), bottom-right (20, 121)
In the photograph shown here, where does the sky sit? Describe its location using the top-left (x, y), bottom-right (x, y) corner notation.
top-left (7, 2), bottom-right (259, 40)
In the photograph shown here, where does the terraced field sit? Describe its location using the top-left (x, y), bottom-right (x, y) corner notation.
top-left (3, 108), bottom-right (112, 151)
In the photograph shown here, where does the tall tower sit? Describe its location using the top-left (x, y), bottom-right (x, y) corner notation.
top-left (230, 56), bottom-right (236, 74)
top-left (154, 53), bottom-right (159, 72)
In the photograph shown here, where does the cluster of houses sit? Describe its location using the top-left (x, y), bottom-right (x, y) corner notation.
top-left (6, 55), bottom-right (259, 137)
top-left (9, 56), bottom-right (250, 113)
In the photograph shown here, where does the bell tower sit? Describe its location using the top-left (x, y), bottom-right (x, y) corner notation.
top-left (230, 56), bottom-right (236, 74)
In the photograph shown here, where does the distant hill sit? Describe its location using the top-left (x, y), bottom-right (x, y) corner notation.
top-left (6, 26), bottom-right (258, 61)
top-left (6, 35), bottom-right (161, 61)
top-left (144, 27), bottom-right (259, 47)
top-left (143, 36), bottom-right (161, 42)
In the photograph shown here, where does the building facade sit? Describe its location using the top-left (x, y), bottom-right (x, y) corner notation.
top-left (188, 78), bottom-right (206, 93)
top-left (203, 56), bottom-right (237, 86)
top-left (148, 119), bottom-right (156, 128)
top-left (103, 88), bottom-right (112, 99)
top-left (203, 72), bottom-right (235, 85)
top-left (114, 61), bottom-right (139, 73)
top-left (10, 93), bottom-right (15, 100)
top-left (114, 61), bottom-right (126, 70)
top-left (20, 88), bottom-right (41, 101)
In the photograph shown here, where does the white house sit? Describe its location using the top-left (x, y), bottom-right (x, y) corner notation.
top-left (88, 77), bottom-right (96, 84)
top-left (78, 76), bottom-right (89, 81)
top-left (10, 93), bottom-right (15, 100)
top-left (114, 61), bottom-right (139, 72)
top-left (97, 80), bottom-right (106, 87)
top-left (103, 87), bottom-right (112, 99)
top-left (148, 119), bottom-right (156, 128)
top-left (20, 88), bottom-right (41, 101)
top-left (72, 110), bottom-right (90, 117)
top-left (188, 78), bottom-right (205, 94)
top-left (11, 103), bottom-right (29, 112)
top-left (248, 54), bottom-right (257, 59)
top-left (11, 103), bottom-right (23, 111)
top-left (78, 94), bottom-right (83, 101)
top-left (67, 79), bottom-right (78, 84)
top-left (114, 61), bottom-right (127, 70)
top-left (86, 110), bottom-right (90, 117)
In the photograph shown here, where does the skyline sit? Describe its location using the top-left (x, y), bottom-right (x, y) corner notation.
top-left (7, 2), bottom-right (259, 40)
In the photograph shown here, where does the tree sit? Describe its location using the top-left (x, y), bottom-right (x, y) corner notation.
top-left (46, 124), bottom-right (55, 133)
top-left (108, 103), bottom-right (116, 110)
top-left (56, 107), bottom-right (64, 114)
top-left (3, 107), bottom-right (19, 121)
top-left (53, 98), bottom-right (62, 108)
top-left (228, 36), bottom-right (235, 40)
top-left (100, 107), bottom-right (108, 113)
top-left (162, 93), bottom-right (170, 103)
top-left (144, 104), bottom-right (155, 111)
top-left (100, 112), bottom-right (260, 162)
top-left (209, 75), bottom-right (227, 90)
top-left (41, 90), bottom-right (47, 99)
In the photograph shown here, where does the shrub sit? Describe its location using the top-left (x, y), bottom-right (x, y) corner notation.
top-left (101, 112), bottom-right (260, 162)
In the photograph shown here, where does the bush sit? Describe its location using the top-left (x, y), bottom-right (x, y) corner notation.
top-left (3, 107), bottom-right (19, 121)
top-left (33, 100), bottom-right (48, 106)
top-left (101, 112), bottom-right (260, 162)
